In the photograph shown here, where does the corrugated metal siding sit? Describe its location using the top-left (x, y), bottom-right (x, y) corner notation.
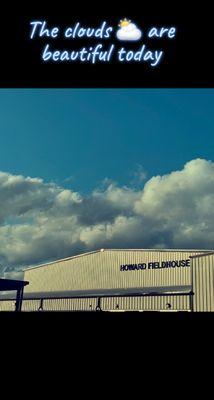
top-left (192, 254), bottom-right (214, 312)
top-left (42, 297), bottom-right (97, 311)
top-left (0, 300), bottom-right (16, 311)
top-left (19, 295), bottom-right (190, 311)
top-left (22, 299), bottom-right (41, 312)
top-left (101, 295), bottom-right (190, 311)
top-left (23, 250), bottom-right (203, 295)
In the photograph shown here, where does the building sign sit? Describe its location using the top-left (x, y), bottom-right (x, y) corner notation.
top-left (120, 259), bottom-right (190, 272)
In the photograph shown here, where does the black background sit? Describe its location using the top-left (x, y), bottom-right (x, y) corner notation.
top-left (0, 4), bottom-right (213, 345)
top-left (0, 4), bottom-right (213, 87)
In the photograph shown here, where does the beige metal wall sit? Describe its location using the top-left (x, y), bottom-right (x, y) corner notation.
top-left (23, 249), bottom-right (205, 294)
top-left (192, 253), bottom-right (214, 312)
top-left (42, 297), bottom-right (97, 311)
top-left (0, 300), bottom-right (16, 311)
top-left (101, 295), bottom-right (190, 311)
top-left (2, 249), bottom-right (212, 312)
top-left (22, 299), bottom-right (41, 312)
top-left (0, 294), bottom-right (191, 312)
top-left (20, 294), bottom-right (190, 312)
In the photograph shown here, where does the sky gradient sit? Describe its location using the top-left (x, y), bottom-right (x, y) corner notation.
top-left (0, 89), bottom-right (213, 192)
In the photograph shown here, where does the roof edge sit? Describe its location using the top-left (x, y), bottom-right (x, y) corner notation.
top-left (22, 248), bottom-right (212, 272)
top-left (22, 249), bottom-right (103, 272)
top-left (0, 285), bottom-right (192, 300)
top-left (190, 251), bottom-right (214, 259)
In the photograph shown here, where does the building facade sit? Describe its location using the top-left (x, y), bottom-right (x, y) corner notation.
top-left (191, 252), bottom-right (214, 312)
top-left (0, 248), bottom-right (213, 312)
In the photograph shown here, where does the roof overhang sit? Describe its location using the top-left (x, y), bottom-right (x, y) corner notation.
top-left (0, 278), bottom-right (29, 292)
top-left (11, 285), bottom-right (193, 300)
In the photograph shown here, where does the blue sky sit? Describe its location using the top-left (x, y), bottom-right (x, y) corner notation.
top-left (1, 89), bottom-right (214, 270)
top-left (0, 89), bottom-right (213, 192)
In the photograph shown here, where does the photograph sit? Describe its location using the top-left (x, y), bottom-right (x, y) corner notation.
top-left (0, 88), bottom-right (213, 312)
top-left (0, 9), bottom-right (213, 318)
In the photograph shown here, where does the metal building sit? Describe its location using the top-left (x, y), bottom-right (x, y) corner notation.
top-left (190, 252), bottom-right (214, 312)
top-left (0, 248), bottom-right (213, 312)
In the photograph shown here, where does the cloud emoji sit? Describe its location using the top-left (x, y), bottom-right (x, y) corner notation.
top-left (116, 19), bottom-right (142, 41)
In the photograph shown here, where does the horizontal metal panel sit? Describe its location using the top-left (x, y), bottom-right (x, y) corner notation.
top-left (23, 249), bottom-right (204, 294)
top-left (21, 285), bottom-right (192, 300)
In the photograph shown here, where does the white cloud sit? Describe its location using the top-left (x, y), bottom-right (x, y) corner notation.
top-left (0, 158), bottom-right (214, 277)
top-left (116, 23), bottom-right (142, 41)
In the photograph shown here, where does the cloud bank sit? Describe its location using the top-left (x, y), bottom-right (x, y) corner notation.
top-left (1, 158), bottom-right (214, 276)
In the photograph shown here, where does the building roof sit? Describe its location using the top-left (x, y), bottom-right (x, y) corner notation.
top-left (190, 251), bottom-right (214, 259)
top-left (22, 248), bottom-right (212, 272)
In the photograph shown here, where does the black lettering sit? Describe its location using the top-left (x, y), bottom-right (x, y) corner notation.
top-left (138, 263), bottom-right (146, 270)
top-left (180, 260), bottom-right (185, 267)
